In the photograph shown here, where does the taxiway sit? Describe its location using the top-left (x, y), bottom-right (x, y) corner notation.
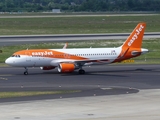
top-left (0, 64), bottom-right (160, 101)
top-left (0, 64), bottom-right (160, 120)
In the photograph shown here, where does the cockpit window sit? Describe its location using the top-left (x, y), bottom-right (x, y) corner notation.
top-left (11, 55), bottom-right (20, 57)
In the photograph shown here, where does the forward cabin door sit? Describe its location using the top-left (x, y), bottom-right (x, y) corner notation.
top-left (25, 51), bottom-right (35, 66)
top-left (25, 51), bottom-right (31, 61)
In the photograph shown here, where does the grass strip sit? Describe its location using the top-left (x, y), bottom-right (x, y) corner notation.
top-left (0, 14), bottom-right (160, 35)
top-left (0, 90), bottom-right (81, 98)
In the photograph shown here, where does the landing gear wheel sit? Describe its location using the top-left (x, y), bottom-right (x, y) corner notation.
top-left (24, 67), bottom-right (28, 75)
top-left (24, 71), bottom-right (28, 75)
top-left (79, 69), bottom-right (85, 74)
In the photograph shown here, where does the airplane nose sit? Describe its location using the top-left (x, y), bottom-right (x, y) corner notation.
top-left (5, 58), bottom-right (9, 64)
top-left (5, 58), bottom-right (12, 65)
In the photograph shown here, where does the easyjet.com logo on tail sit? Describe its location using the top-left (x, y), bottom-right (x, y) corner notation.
top-left (128, 25), bottom-right (144, 46)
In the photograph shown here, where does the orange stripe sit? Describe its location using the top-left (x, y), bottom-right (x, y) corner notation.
top-left (14, 49), bottom-right (88, 61)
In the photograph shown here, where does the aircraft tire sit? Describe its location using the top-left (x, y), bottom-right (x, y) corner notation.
top-left (79, 69), bottom-right (85, 74)
top-left (24, 71), bottom-right (28, 75)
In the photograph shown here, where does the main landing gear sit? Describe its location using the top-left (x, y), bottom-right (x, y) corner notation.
top-left (24, 67), bottom-right (28, 75)
top-left (78, 69), bottom-right (85, 74)
top-left (78, 64), bottom-right (85, 74)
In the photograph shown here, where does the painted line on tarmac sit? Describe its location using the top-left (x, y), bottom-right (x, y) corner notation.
top-left (0, 77), bottom-right (8, 80)
top-left (0, 74), bottom-right (13, 80)
top-left (0, 74), bottom-right (12, 76)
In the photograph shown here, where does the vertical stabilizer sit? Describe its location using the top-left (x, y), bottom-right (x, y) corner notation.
top-left (113, 23), bottom-right (147, 62)
top-left (122, 22), bottom-right (146, 49)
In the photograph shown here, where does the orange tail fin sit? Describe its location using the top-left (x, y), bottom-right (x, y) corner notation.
top-left (122, 22), bottom-right (146, 48)
top-left (113, 23), bottom-right (147, 62)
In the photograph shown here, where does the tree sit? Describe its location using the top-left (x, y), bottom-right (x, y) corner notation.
top-left (0, 0), bottom-right (160, 12)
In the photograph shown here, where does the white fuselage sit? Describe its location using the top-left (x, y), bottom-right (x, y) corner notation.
top-left (5, 47), bottom-right (122, 67)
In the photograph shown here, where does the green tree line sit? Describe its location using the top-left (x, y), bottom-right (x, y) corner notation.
top-left (0, 0), bottom-right (160, 12)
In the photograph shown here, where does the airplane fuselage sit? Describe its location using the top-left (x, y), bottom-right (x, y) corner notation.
top-left (6, 47), bottom-right (122, 67)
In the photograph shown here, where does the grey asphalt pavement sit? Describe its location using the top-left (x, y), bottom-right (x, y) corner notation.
top-left (0, 64), bottom-right (160, 120)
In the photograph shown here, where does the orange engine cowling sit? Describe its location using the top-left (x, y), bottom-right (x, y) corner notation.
top-left (58, 63), bottom-right (75, 73)
top-left (40, 66), bottom-right (56, 70)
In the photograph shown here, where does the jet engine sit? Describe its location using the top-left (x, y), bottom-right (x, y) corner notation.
top-left (40, 66), bottom-right (56, 70)
top-left (58, 63), bottom-right (76, 73)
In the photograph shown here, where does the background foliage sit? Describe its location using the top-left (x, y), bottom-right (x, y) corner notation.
top-left (0, 0), bottom-right (160, 12)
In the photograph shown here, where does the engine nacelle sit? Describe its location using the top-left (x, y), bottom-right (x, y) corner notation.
top-left (40, 66), bottom-right (56, 70)
top-left (58, 63), bottom-right (75, 73)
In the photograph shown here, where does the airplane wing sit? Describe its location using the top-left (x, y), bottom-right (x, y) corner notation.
top-left (51, 58), bottom-right (113, 66)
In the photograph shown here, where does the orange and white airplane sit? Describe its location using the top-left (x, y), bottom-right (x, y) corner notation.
top-left (5, 22), bottom-right (148, 75)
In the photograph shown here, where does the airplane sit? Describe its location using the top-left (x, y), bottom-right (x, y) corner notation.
top-left (5, 22), bottom-right (148, 75)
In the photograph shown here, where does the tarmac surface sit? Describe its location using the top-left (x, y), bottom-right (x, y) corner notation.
top-left (0, 64), bottom-right (160, 120)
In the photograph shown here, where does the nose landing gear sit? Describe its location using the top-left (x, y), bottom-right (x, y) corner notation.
top-left (24, 67), bottom-right (28, 75)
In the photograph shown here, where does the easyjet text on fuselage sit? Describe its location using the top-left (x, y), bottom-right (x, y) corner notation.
top-left (31, 51), bottom-right (53, 56)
